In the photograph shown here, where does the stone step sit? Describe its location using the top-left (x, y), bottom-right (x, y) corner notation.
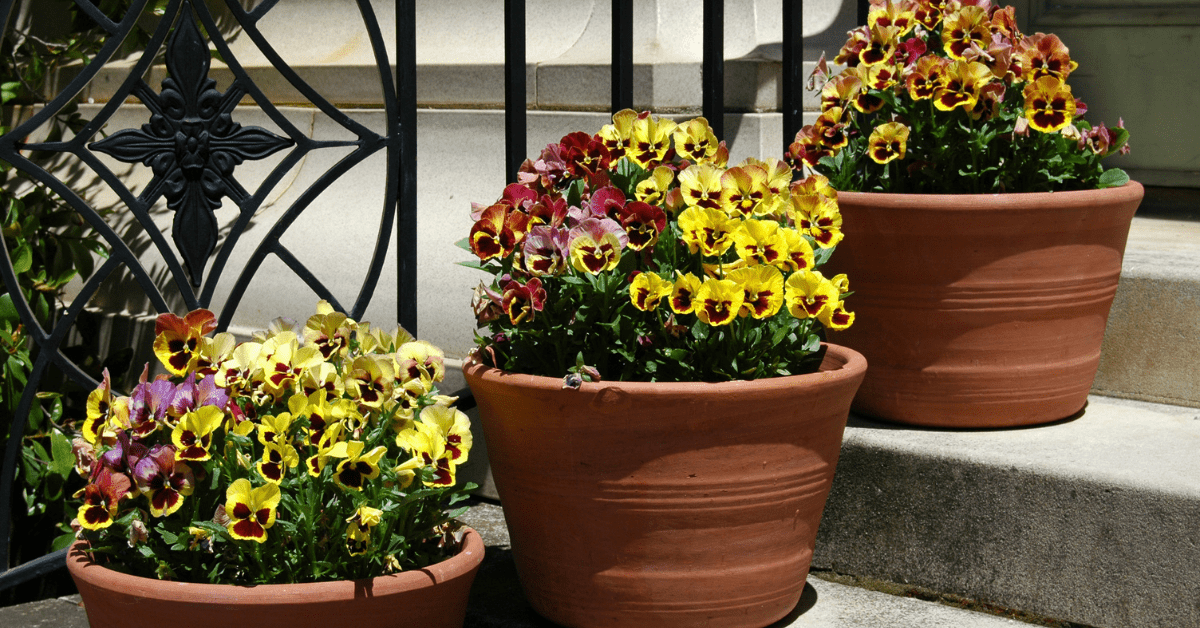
top-left (814, 394), bottom-right (1200, 628)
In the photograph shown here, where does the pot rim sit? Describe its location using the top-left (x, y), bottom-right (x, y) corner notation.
top-left (463, 342), bottom-right (867, 395)
top-left (66, 527), bottom-right (484, 603)
top-left (837, 180), bottom-right (1143, 208)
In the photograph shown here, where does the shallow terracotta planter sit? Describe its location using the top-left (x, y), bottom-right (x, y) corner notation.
top-left (66, 528), bottom-right (484, 628)
top-left (826, 182), bottom-right (1143, 428)
top-left (464, 344), bottom-right (866, 628)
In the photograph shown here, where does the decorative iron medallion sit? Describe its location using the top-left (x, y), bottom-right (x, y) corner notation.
top-left (91, 4), bottom-right (293, 287)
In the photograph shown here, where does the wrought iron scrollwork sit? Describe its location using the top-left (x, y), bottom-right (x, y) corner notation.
top-left (90, 3), bottom-right (293, 287)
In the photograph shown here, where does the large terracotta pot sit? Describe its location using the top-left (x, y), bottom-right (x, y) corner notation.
top-left (826, 182), bottom-right (1143, 428)
top-left (66, 528), bottom-right (484, 628)
top-left (463, 344), bottom-right (867, 628)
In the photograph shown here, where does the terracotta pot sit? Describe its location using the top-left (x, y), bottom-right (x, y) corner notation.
top-left (826, 182), bottom-right (1143, 428)
top-left (463, 344), bottom-right (866, 628)
top-left (66, 528), bottom-right (484, 628)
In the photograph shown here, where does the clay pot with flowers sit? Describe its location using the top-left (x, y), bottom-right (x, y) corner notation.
top-left (788, 0), bottom-right (1142, 428)
top-left (461, 110), bottom-right (867, 628)
top-left (64, 303), bottom-right (482, 628)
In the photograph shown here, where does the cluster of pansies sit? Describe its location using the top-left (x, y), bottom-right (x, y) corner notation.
top-left (69, 303), bottom-right (473, 584)
top-left (465, 110), bottom-right (852, 383)
top-left (790, 0), bottom-right (1130, 193)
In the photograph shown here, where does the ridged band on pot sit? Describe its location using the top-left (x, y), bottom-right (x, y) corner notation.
top-left (463, 344), bottom-right (867, 628)
top-left (66, 528), bottom-right (484, 628)
top-left (826, 181), bottom-right (1143, 428)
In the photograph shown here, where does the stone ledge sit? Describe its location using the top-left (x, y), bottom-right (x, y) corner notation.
top-left (814, 394), bottom-right (1200, 628)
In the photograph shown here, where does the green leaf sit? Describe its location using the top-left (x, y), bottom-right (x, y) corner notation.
top-left (50, 430), bottom-right (74, 479)
top-left (453, 236), bottom-right (473, 253)
top-left (51, 531), bottom-right (76, 552)
top-left (11, 242), bottom-right (32, 274)
top-left (1097, 168), bottom-right (1130, 189)
top-left (0, 293), bottom-right (19, 325)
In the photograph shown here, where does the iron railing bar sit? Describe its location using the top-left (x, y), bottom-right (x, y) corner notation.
top-left (216, 143), bottom-right (380, 332)
top-left (211, 3), bottom-right (378, 141)
top-left (4, 0), bottom-right (155, 142)
top-left (859, 0), bottom-right (870, 27)
top-left (198, 144), bottom-right (312, 307)
top-left (0, 549), bottom-right (69, 589)
top-left (396, 0), bottom-right (417, 333)
top-left (64, 146), bottom-right (197, 310)
top-left (504, 0), bottom-right (526, 182)
top-left (702, 0), bottom-right (724, 139)
top-left (240, 0), bottom-right (279, 22)
top-left (0, 148), bottom-right (174, 313)
top-left (271, 245), bottom-right (346, 314)
top-left (612, 0), bottom-right (632, 112)
top-left (346, 0), bottom-right (400, 322)
top-left (782, 0), bottom-right (803, 163)
top-left (71, 0), bottom-right (122, 35)
top-left (0, 1), bottom-right (18, 40)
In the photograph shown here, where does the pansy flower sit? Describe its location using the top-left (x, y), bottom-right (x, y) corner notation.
top-left (634, 166), bottom-right (676, 207)
top-left (126, 377), bottom-right (176, 437)
top-left (171, 405), bottom-right (223, 462)
top-left (345, 506), bottom-right (384, 556)
top-left (193, 332), bottom-right (236, 378)
top-left (868, 0), bottom-right (917, 36)
top-left (257, 441), bottom-right (300, 484)
top-left (256, 331), bottom-right (325, 401)
top-left (786, 126), bottom-right (833, 169)
top-left (935, 59), bottom-right (993, 111)
top-left (306, 423), bottom-right (346, 476)
top-left (224, 478), bottom-right (280, 543)
top-left (329, 440), bottom-right (388, 490)
top-left (629, 114), bottom-right (678, 167)
top-left (727, 265), bottom-right (785, 319)
top-left (346, 355), bottom-right (396, 409)
top-left (785, 270), bottom-right (839, 320)
top-left (789, 193), bottom-right (844, 248)
top-left (678, 206), bottom-right (739, 257)
top-left (469, 203), bottom-right (530, 261)
top-left (301, 301), bottom-right (354, 360)
top-left (588, 186), bottom-right (627, 221)
top-left (868, 122), bottom-right (911, 164)
top-left (396, 340), bottom-right (446, 389)
top-left (913, 0), bottom-right (946, 28)
top-left (834, 25), bottom-right (869, 66)
top-left (526, 193), bottom-right (569, 229)
top-left (677, 162), bottom-right (726, 210)
top-left (75, 466), bottom-right (132, 531)
top-left (560, 131), bottom-right (612, 179)
top-left (520, 226), bottom-right (568, 277)
top-left (858, 23), bottom-right (901, 66)
top-left (1023, 75), bottom-right (1076, 133)
top-left (942, 5), bottom-right (991, 61)
top-left (720, 165), bottom-right (771, 218)
top-left (672, 117), bottom-right (720, 163)
top-left (501, 277), bottom-right (547, 325)
top-left (133, 444), bottom-right (194, 518)
top-left (168, 373), bottom-right (229, 421)
top-left (733, 219), bottom-right (788, 266)
top-left (695, 278), bottom-right (745, 326)
top-left (568, 217), bottom-right (628, 273)
top-left (1016, 33), bottom-right (1077, 83)
top-left (618, 201), bottom-right (669, 250)
top-left (819, 300), bottom-right (856, 331)
top-left (906, 54), bottom-right (948, 101)
top-left (300, 361), bottom-right (345, 402)
top-left (396, 421), bottom-right (456, 487)
top-left (597, 108), bottom-right (638, 161)
top-left (419, 404), bottom-right (473, 466)
top-left (214, 340), bottom-right (263, 396)
top-left (780, 228), bottom-right (817, 272)
top-left (669, 272), bottom-right (703, 315)
top-left (153, 309), bottom-right (217, 376)
top-left (82, 369), bottom-right (129, 445)
top-left (630, 272), bottom-right (674, 312)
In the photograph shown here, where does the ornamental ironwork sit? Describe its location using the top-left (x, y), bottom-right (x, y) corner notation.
top-left (90, 6), bottom-right (293, 286)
